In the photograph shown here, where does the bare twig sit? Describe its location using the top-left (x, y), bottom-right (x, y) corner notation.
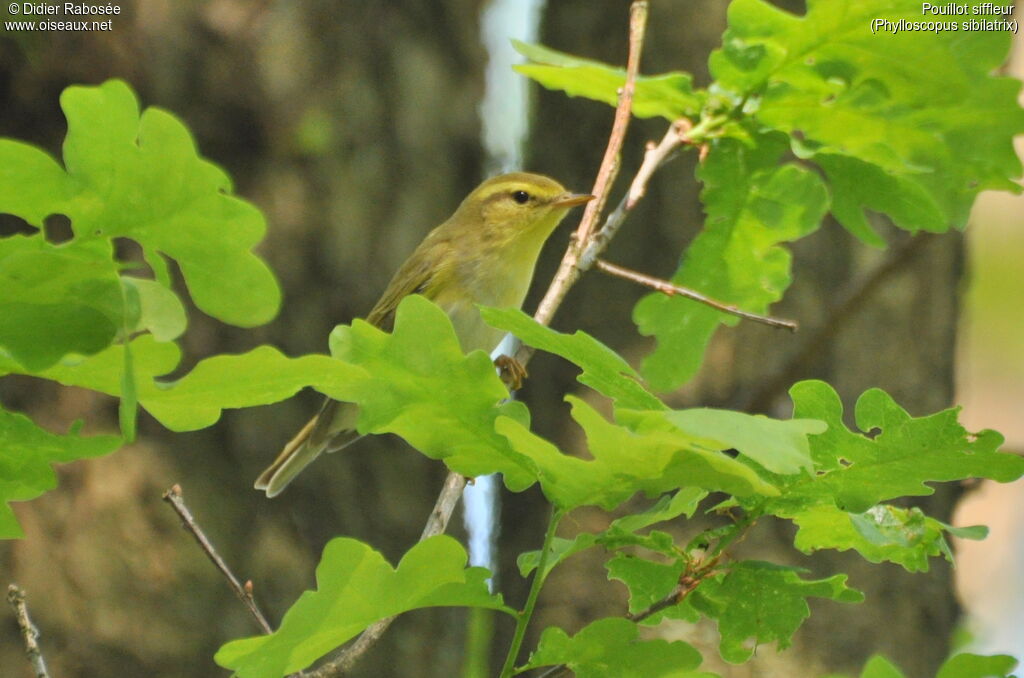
top-left (7, 584), bottom-right (50, 678)
top-left (627, 576), bottom-right (699, 625)
top-left (306, 472), bottom-right (468, 678)
top-left (313, 3), bottom-right (664, 675)
top-left (535, 572), bottom-right (705, 678)
top-left (531, 0), bottom-right (649, 329)
top-left (162, 484), bottom-right (274, 635)
top-left (515, 119), bottom-right (691, 369)
top-left (419, 471), bottom-right (469, 541)
top-left (595, 259), bottom-right (798, 331)
top-left (577, 119), bottom-right (692, 272)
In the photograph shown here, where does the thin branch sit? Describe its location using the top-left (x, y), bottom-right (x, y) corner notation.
top-left (534, 573), bottom-right (704, 678)
top-left (316, 3), bottom-right (654, 675)
top-left (577, 118), bottom-right (692, 273)
top-left (306, 472), bottom-right (468, 678)
top-left (7, 585), bottom-right (50, 678)
top-left (595, 259), bottom-right (798, 331)
top-left (627, 579), bottom-right (699, 624)
top-left (742, 232), bottom-right (933, 413)
top-left (162, 484), bottom-right (274, 635)
top-left (420, 470), bottom-right (470, 541)
top-left (312, 3), bottom-right (650, 674)
top-left (531, 0), bottom-right (649, 329)
top-left (516, 120), bottom-right (693, 371)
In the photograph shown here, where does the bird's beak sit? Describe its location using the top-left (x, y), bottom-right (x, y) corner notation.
top-left (552, 192), bottom-right (596, 208)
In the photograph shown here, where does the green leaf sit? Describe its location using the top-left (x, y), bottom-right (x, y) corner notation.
top-left (687, 561), bottom-right (863, 663)
top-left (2, 297), bottom-right (545, 496)
top-left (634, 134), bottom-right (828, 390)
top-left (0, 79), bottom-right (280, 328)
top-left (499, 396), bottom-right (776, 511)
top-left (513, 40), bottom-right (704, 120)
top-left (936, 653), bottom-right (1018, 678)
top-left (611, 487), bottom-right (709, 535)
top-left (521, 617), bottom-right (712, 678)
top-left (789, 503), bottom-right (986, 572)
top-left (0, 140), bottom-right (70, 226)
top-left (710, 0), bottom-right (1024, 234)
top-left (606, 553), bottom-right (691, 621)
top-left (814, 154), bottom-right (944, 247)
top-left (479, 306), bottom-right (663, 410)
top-left (518, 489), bottom-right (707, 578)
top-left (215, 536), bottom-right (510, 678)
top-left (518, 535), bottom-right (600, 580)
top-left (751, 381), bottom-right (1023, 570)
top-left (327, 295), bottom-right (539, 489)
top-left (665, 408), bottom-right (821, 475)
top-left (857, 655), bottom-right (907, 678)
top-left (610, 558), bottom-right (863, 661)
top-left (844, 653), bottom-right (1019, 678)
top-left (141, 347), bottom-right (362, 432)
top-left (122, 277), bottom-right (187, 342)
top-left (0, 337), bottom-right (364, 433)
top-left (0, 407), bottom-right (121, 539)
top-left (0, 334), bottom-right (181, 397)
top-left (0, 234), bottom-right (123, 370)
top-left (780, 381), bottom-right (1024, 513)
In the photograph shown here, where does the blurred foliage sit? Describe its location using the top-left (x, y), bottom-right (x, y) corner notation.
top-left (2, 0), bottom-right (1023, 677)
top-left (824, 652), bottom-right (1018, 678)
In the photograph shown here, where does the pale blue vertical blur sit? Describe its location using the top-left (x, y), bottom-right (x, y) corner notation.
top-left (479, 0), bottom-right (546, 175)
top-left (464, 0), bottom-right (547, 583)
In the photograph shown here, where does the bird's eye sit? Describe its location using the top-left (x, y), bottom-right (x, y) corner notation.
top-left (512, 190), bottom-right (530, 204)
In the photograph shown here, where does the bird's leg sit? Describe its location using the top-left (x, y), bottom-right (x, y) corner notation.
top-left (494, 354), bottom-right (528, 391)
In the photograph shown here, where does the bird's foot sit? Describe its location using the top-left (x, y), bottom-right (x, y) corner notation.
top-left (495, 354), bottom-right (528, 391)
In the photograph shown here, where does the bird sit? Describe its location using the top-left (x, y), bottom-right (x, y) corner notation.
top-left (255, 172), bottom-right (594, 497)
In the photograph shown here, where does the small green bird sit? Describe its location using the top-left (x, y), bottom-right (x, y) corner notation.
top-left (255, 172), bottom-right (593, 497)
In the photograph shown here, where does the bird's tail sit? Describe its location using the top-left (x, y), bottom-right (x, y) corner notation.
top-left (254, 399), bottom-right (361, 497)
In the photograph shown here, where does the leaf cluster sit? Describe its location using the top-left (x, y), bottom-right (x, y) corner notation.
top-left (0, 79), bottom-right (280, 537)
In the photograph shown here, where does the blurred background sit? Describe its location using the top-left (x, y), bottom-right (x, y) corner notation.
top-left (0, 1), bottom-right (1021, 677)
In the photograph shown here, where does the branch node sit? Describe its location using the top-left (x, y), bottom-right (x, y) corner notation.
top-left (531, 0), bottom-right (648, 328)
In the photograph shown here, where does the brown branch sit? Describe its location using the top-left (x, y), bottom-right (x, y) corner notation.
top-left (531, 0), bottom-right (649, 329)
top-left (162, 484), bottom-right (274, 635)
top-left (595, 259), bottom-right (798, 331)
top-left (627, 574), bottom-right (702, 624)
top-left (7, 584), bottom-right (50, 678)
top-left (742, 232), bottom-right (933, 413)
top-left (305, 472), bottom-right (468, 678)
top-left (316, 3), bottom-right (656, 675)
top-left (534, 574), bottom-right (704, 678)
top-left (516, 119), bottom-right (693, 373)
top-left (536, 568), bottom-right (708, 678)
top-left (577, 118), bottom-right (692, 273)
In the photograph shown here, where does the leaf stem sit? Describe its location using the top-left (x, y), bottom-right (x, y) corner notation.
top-left (684, 113), bottom-right (729, 144)
top-left (499, 509), bottom-right (564, 678)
